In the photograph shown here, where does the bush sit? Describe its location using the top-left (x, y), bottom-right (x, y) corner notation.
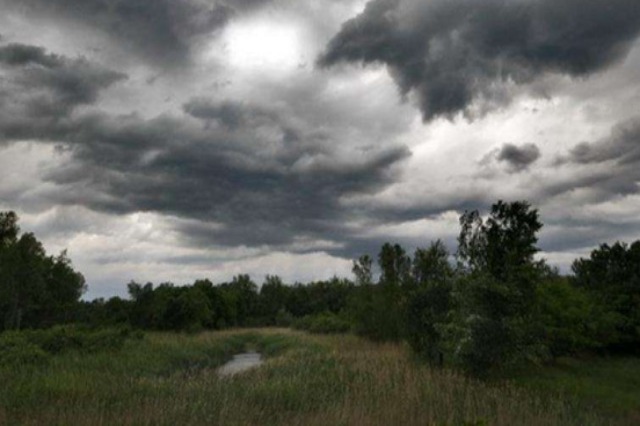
top-left (0, 333), bottom-right (50, 366)
top-left (0, 325), bottom-right (139, 365)
top-left (293, 312), bottom-right (351, 334)
top-left (275, 309), bottom-right (294, 327)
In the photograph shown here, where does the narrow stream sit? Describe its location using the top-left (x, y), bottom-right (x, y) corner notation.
top-left (217, 352), bottom-right (263, 377)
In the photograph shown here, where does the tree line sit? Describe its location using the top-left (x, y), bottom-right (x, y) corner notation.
top-left (1, 202), bottom-right (639, 374)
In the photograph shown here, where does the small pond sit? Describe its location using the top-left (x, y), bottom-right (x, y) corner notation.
top-left (217, 352), bottom-right (263, 377)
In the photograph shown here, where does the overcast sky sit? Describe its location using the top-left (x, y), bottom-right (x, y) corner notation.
top-left (1, 0), bottom-right (640, 299)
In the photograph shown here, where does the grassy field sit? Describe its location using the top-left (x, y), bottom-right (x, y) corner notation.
top-left (513, 356), bottom-right (640, 425)
top-left (0, 329), bottom-right (636, 425)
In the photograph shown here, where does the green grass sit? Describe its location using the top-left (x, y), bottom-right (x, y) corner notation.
top-left (513, 356), bottom-right (640, 425)
top-left (0, 328), bottom-right (632, 425)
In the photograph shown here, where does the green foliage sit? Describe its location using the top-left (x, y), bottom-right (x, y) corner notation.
top-left (352, 254), bottom-right (373, 286)
top-left (274, 308), bottom-right (294, 327)
top-left (535, 277), bottom-right (617, 357)
top-left (572, 241), bottom-right (640, 352)
top-left (118, 274), bottom-right (357, 332)
top-left (0, 333), bottom-right (49, 366)
top-left (349, 243), bottom-right (411, 341)
top-left (259, 275), bottom-right (290, 325)
top-left (452, 201), bottom-right (544, 375)
top-left (0, 212), bottom-right (85, 331)
top-left (458, 200), bottom-right (542, 280)
top-left (127, 282), bottom-right (213, 331)
top-left (378, 243), bottom-right (411, 288)
top-left (5, 200), bottom-right (640, 384)
top-left (0, 326), bottom-right (137, 368)
top-left (292, 312), bottom-right (351, 334)
top-left (406, 240), bottom-right (453, 364)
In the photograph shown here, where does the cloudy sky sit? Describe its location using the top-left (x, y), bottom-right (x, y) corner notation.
top-left (1, 0), bottom-right (640, 299)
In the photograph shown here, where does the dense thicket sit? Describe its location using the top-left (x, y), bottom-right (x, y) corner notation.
top-left (1, 204), bottom-right (639, 375)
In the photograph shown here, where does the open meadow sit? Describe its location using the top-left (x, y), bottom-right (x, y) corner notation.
top-left (1, 328), bottom-right (638, 426)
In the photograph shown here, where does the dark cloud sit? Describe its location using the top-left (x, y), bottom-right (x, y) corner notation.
top-left (183, 99), bottom-right (281, 131)
top-left (495, 143), bottom-right (541, 172)
top-left (546, 117), bottom-right (640, 202)
top-left (564, 119), bottom-right (640, 166)
top-left (0, 42), bottom-right (126, 141)
top-left (0, 43), bottom-right (410, 254)
top-left (1, 0), bottom-right (270, 67)
top-left (540, 220), bottom-right (639, 253)
top-left (0, 43), bottom-right (62, 68)
top-left (319, 0), bottom-right (640, 121)
top-left (39, 108), bottom-right (410, 251)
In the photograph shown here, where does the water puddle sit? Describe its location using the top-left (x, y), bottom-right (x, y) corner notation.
top-left (217, 352), bottom-right (263, 377)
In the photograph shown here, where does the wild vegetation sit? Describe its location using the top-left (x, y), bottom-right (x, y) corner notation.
top-left (3, 329), bottom-right (637, 426)
top-left (1, 201), bottom-right (639, 423)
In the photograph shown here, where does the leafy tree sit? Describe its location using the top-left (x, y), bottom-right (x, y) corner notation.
top-left (0, 212), bottom-right (19, 246)
top-left (378, 243), bottom-right (411, 289)
top-left (39, 251), bottom-right (86, 326)
top-left (454, 201), bottom-right (544, 374)
top-left (162, 287), bottom-right (211, 331)
top-left (2, 233), bottom-right (47, 330)
top-left (193, 279), bottom-right (231, 329)
top-left (572, 241), bottom-right (640, 352)
top-left (127, 281), bottom-right (156, 328)
top-left (535, 275), bottom-right (616, 357)
top-left (352, 255), bottom-right (373, 286)
top-left (221, 275), bottom-right (259, 326)
top-left (406, 240), bottom-right (454, 365)
top-left (0, 212), bottom-right (85, 331)
top-left (350, 244), bottom-right (410, 341)
top-left (259, 275), bottom-right (290, 325)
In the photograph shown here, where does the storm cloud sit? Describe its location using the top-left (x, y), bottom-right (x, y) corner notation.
top-left (0, 44), bottom-right (411, 254)
top-left (565, 119), bottom-right (640, 166)
top-left (2, 0), bottom-right (640, 295)
top-left (496, 143), bottom-right (541, 172)
top-left (0, 42), bottom-right (126, 141)
top-left (547, 117), bottom-right (640, 202)
top-left (319, 0), bottom-right (640, 121)
top-left (0, 0), bottom-right (270, 66)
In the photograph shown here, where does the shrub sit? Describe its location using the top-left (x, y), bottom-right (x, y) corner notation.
top-left (293, 312), bottom-right (351, 334)
top-left (0, 333), bottom-right (49, 366)
top-left (0, 325), bottom-right (138, 365)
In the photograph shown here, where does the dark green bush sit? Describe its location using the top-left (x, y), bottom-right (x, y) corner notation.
top-left (0, 325), bottom-right (138, 365)
top-left (0, 332), bottom-right (50, 366)
top-left (293, 312), bottom-right (351, 334)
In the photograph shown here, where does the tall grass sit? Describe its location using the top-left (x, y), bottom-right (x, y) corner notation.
top-left (0, 329), bottom-right (611, 425)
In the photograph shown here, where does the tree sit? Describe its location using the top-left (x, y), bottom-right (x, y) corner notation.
top-left (406, 240), bottom-right (454, 365)
top-left (40, 251), bottom-right (86, 326)
top-left (378, 243), bottom-right (411, 289)
top-left (535, 275), bottom-right (614, 357)
top-left (454, 201), bottom-right (544, 374)
top-left (352, 255), bottom-right (373, 286)
top-left (458, 200), bottom-right (542, 281)
top-left (572, 241), bottom-right (640, 352)
top-left (221, 275), bottom-right (259, 326)
top-left (0, 212), bottom-right (85, 330)
top-left (162, 286), bottom-right (211, 331)
top-left (349, 243), bottom-right (411, 341)
top-left (0, 211), bottom-right (19, 246)
top-left (259, 275), bottom-right (290, 325)
top-left (127, 281), bottom-right (156, 328)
